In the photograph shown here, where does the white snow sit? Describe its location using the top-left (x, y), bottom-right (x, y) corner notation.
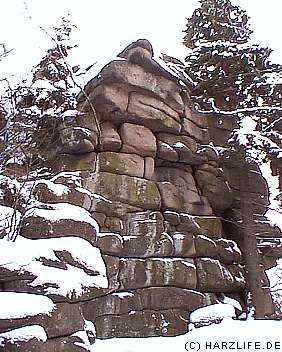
top-left (93, 320), bottom-right (282, 352)
top-left (172, 233), bottom-right (185, 240)
top-left (35, 179), bottom-right (70, 196)
top-left (173, 142), bottom-right (186, 148)
top-left (260, 162), bottom-right (282, 229)
top-left (25, 202), bottom-right (99, 233)
top-left (189, 304), bottom-right (236, 324)
top-left (72, 330), bottom-right (92, 351)
top-left (0, 205), bottom-right (21, 240)
top-left (0, 325), bottom-right (47, 347)
top-left (221, 296), bottom-right (242, 311)
top-left (267, 258), bottom-right (282, 310)
top-left (112, 292), bottom-right (135, 299)
top-left (0, 235), bottom-right (108, 298)
top-left (0, 292), bottom-right (54, 319)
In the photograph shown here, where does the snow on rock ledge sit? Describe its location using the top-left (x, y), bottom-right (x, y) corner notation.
top-left (0, 235), bottom-right (108, 301)
top-left (21, 202), bottom-right (99, 244)
top-left (0, 292), bottom-right (54, 320)
top-left (0, 325), bottom-right (47, 351)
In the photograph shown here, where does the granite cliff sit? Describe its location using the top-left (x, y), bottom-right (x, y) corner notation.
top-left (0, 39), bottom-right (280, 351)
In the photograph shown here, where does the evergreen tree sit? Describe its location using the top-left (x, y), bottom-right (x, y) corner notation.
top-left (183, 0), bottom-right (282, 164)
top-left (0, 17), bottom-right (80, 172)
top-left (183, 0), bottom-right (252, 49)
top-left (183, 0), bottom-right (281, 318)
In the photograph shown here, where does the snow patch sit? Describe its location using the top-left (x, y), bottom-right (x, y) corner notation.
top-left (0, 292), bottom-right (54, 319)
top-left (25, 202), bottom-right (99, 233)
top-left (0, 235), bottom-right (108, 298)
top-left (0, 325), bottom-right (47, 347)
top-left (0, 205), bottom-right (21, 239)
top-left (190, 303), bottom-right (236, 324)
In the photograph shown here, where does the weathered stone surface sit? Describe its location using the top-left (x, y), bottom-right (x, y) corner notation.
top-left (182, 118), bottom-right (209, 144)
top-left (216, 239), bottom-right (242, 264)
top-left (97, 60), bottom-right (184, 113)
top-left (197, 163), bottom-right (220, 176)
top-left (156, 133), bottom-right (208, 165)
top-left (144, 157), bottom-right (155, 179)
top-left (119, 123), bottom-right (156, 157)
top-left (195, 169), bottom-right (233, 211)
top-left (157, 181), bottom-right (202, 214)
top-left (102, 255), bottom-right (121, 292)
top-left (91, 212), bottom-right (106, 228)
top-left (232, 189), bottom-right (269, 216)
top-left (118, 39), bottom-right (153, 60)
top-left (97, 233), bottom-right (124, 255)
top-left (98, 151), bottom-right (144, 178)
top-left (122, 234), bottom-right (171, 258)
top-left (100, 121), bottom-right (122, 152)
top-left (39, 335), bottom-right (91, 352)
top-left (157, 182), bottom-right (183, 212)
top-left (157, 133), bottom-right (197, 153)
top-left (0, 302), bottom-right (84, 339)
top-left (171, 232), bottom-right (196, 257)
top-left (86, 83), bottom-right (129, 116)
top-left (157, 140), bottom-right (178, 161)
top-left (197, 145), bottom-right (219, 162)
top-left (196, 258), bottom-right (245, 292)
top-left (75, 111), bottom-right (99, 132)
top-left (85, 172), bottom-right (161, 210)
top-left (178, 214), bottom-right (223, 238)
top-left (122, 211), bottom-right (169, 257)
top-left (33, 182), bottom-right (91, 210)
top-left (95, 309), bottom-right (189, 338)
top-left (163, 211), bottom-right (180, 225)
top-left (227, 168), bottom-right (269, 195)
top-left (194, 234), bottom-right (218, 258)
top-left (50, 152), bottom-right (97, 172)
top-left (97, 229), bottom-right (173, 258)
top-left (0, 326), bottom-right (46, 352)
top-left (154, 167), bottom-right (198, 192)
top-left (21, 204), bottom-right (97, 244)
top-left (119, 258), bottom-right (197, 289)
top-left (83, 288), bottom-right (204, 319)
top-left (127, 93), bottom-right (182, 133)
top-left (124, 210), bottom-right (164, 234)
top-left (184, 109), bottom-right (209, 127)
top-left (91, 198), bottom-right (142, 218)
top-left (105, 216), bottom-right (124, 233)
top-left (60, 127), bottom-right (98, 154)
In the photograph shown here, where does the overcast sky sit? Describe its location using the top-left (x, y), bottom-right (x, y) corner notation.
top-left (0, 0), bottom-right (282, 84)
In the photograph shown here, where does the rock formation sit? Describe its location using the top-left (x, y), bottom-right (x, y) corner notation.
top-left (0, 39), bottom-right (279, 350)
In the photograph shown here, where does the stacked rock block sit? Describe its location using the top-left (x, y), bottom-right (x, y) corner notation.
top-left (206, 112), bottom-right (282, 266)
top-left (67, 40), bottom-right (245, 338)
top-left (0, 177), bottom-right (107, 350)
top-left (0, 39), bottom-right (248, 347)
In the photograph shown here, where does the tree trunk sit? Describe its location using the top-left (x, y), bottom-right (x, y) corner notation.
top-left (240, 161), bottom-right (275, 318)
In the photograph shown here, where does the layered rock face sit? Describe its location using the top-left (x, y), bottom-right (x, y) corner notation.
top-left (51, 40), bottom-right (246, 338)
top-left (0, 39), bottom-right (275, 349)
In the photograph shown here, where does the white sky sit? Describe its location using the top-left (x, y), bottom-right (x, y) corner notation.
top-left (0, 0), bottom-right (282, 83)
top-left (0, 0), bottom-right (282, 86)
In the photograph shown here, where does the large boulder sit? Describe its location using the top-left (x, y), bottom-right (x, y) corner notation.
top-left (84, 172), bottom-right (161, 210)
top-left (21, 203), bottom-right (98, 244)
top-left (98, 152), bottom-right (144, 178)
top-left (0, 236), bottom-right (108, 302)
top-left (119, 122), bottom-right (157, 157)
top-left (94, 308), bottom-right (189, 338)
top-left (119, 257), bottom-right (197, 290)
